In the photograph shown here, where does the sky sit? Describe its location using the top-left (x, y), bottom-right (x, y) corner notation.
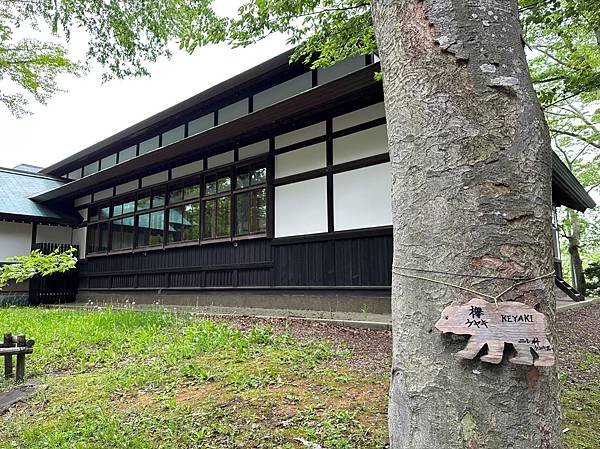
top-left (1, 11), bottom-right (289, 170)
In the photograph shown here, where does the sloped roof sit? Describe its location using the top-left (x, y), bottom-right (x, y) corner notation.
top-left (0, 168), bottom-right (80, 225)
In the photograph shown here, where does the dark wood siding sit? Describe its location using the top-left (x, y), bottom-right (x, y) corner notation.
top-left (79, 230), bottom-right (392, 291)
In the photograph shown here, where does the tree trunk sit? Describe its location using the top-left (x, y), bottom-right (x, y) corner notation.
top-left (567, 209), bottom-right (586, 295)
top-left (370, 1), bottom-right (563, 448)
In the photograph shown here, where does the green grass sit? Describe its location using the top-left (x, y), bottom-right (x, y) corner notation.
top-left (561, 350), bottom-right (600, 449)
top-left (0, 308), bottom-right (388, 449)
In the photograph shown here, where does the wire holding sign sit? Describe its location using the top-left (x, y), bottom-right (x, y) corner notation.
top-left (435, 298), bottom-right (556, 367)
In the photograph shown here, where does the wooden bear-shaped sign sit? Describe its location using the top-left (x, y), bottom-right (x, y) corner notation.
top-left (435, 298), bottom-right (555, 366)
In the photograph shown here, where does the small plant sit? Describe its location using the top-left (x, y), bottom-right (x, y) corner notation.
top-left (0, 247), bottom-right (77, 289)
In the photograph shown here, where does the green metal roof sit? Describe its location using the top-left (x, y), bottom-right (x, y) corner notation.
top-left (0, 168), bottom-right (80, 225)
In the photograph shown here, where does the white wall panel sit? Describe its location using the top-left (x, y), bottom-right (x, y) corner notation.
top-left (333, 124), bottom-right (388, 164)
top-left (162, 125), bottom-right (185, 146)
top-left (239, 140), bottom-right (269, 160)
top-left (74, 195), bottom-right (91, 207)
top-left (188, 113), bottom-right (214, 136)
top-left (172, 160), bottom-right (204, 179)
top-left (318, 55), bottom-right (365, 84)
top-left (275, 177), bottom-right (327, 237)
top-left (334, 162), bottom-right (391, 231)
top-left (93, 188), bottom-right (113, 201)
top-left (218, 99), bottom-right (249, 124)
top-left (0, 222), bottom-right (32, 261)
top-left (275, 122), bottom-right (326, 149)
top-left (253, 72), bottom-right (312, 111)
top-left (207, 151), bottom-right (234, 169)
top-left (275, 143), bottom-right (326, 179)
top-left (141, 171), bottom-right (168, 187)
top-left (333, 102), bottom-right (385, 132)
top-left (36, 225), bottom-right (73, 244)
top-left (115, 180), bottom-right (138, 195)
top-left (73, 227), bottom-right (87, 259)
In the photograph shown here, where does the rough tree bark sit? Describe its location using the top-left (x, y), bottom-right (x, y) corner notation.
top-left (566, 209), bottom-right (586, 295)
top-left (370, 1), bottom-right (563, 448)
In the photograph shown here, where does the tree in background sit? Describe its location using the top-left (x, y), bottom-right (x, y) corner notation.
top-left (522, 0), bottom-right (600, 294)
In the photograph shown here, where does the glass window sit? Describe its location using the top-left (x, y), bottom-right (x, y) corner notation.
top-left (137, 196), bottom-right (151, 211)
top-left (111, 217), bottom-right (134, 251)
top-left (205, 173), bottom-right (231, 196)
top-left (167, 202), bottom-right (200, 243)
top-left (113, 199), bottom-right (134, 217)
top-left (100, 154), bottom-right (117, 171)
top-left (68, 169), bottom-right (82, 180)
top-left (86, 222), bottom-right (109, 253)
top-left (90, 205), bottom-right (110, 222)
top-left (152, 192), bottom-right (165, 208)
top-left (136, 211), bottom-right (164, 247)
top-left (169, 187), bottom-right (184, 204)
top-left (83, 161), bottom-right (98, 177)
top-left (236, 164), bottom-right (266, 189)
top-left (119, 145), bottom-right (137, 163)
top-left (235, 189), bottom-right (267, 235)
top-left (203, 197), bottom-right (231, 239)
top-left (184, 184), bottom-right (200, 200)
top-left (139, 136), bottom-right (160, 155)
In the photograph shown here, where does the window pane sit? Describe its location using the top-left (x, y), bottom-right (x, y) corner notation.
top-left (121, 216), bottom-right (135, 249)
top-left (100, 154), bottom-right (117, 170)
top-left (169, 187), bottom-right (183, 204)
top-left (137, 214), bottom-right (150, 247)
top-left (152, 192), bottom-right (165, 208)
top-left (99, 222), bottom-right (110, 252)
top-left (182, 203), bottom-right (200, 241)
top-left (113, 203), bottom-right (123, 217)
top-left (89, 207), bottom-right (99, 222)
top-left (137, 196), bottom-right (150, 211)
top-left (235, 189), bottom-right (266, 235)
top-left (216, 197), bottom-right (231, 237)
top-left (236, 172), bottom-right (250, 189)
top-left (168, 207), bottom-right (183, 243)
top-left (99, 206), bottom-right (110, 220)
top-left (149, 211), bottom-right (164, 246)
top-left (236, 194), bottom-right (250, 235)
top-left (83, 161), bottom-right (98, 177)
top-left (217, 176), bottom-right (231, 193)
top-left (184, 184), bottom-right (200, 200)
top-left (119, 145), bottom-right (136, 163)
top-left (251, 167), bottom-right (266, 185)
top-left (86, 225), bottom-right (97, 253)
top-left (205, 176), bottom-right (217, 196)
top-left (122, 200), bottom-right (135, 215)
top-left (203, 200), bottom-right (215, 239)
top-left (112, 219), bottom-right (123, 250)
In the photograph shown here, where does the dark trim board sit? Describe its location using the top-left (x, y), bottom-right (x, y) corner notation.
top-left (78, 229), bottom-right (393, 292)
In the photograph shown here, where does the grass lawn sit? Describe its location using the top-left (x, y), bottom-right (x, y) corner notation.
top-left (0, 305), bottom-right (598, 449)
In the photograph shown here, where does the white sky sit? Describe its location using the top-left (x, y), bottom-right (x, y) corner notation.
top-left (1, 9), bottom-right (289, 169)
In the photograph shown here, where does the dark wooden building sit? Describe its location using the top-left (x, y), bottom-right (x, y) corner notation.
top-left (7, 50), bottom-right (594, 314)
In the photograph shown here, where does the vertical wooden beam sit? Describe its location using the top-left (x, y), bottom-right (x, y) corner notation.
top-left (15, 335), bottom-right (25, 383)
top-left (4, 333), bottom-right (13, 379)
top-left (31, 222), bottom-right (38, 249)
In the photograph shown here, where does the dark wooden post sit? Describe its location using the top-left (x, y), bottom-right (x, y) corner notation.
top-left (4, 333), bottom-right (13, 379)
top-left (15, 335), bottom-right (26, 382)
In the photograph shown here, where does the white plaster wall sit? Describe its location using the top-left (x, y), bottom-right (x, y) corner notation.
top-left (141, 171), bottom-right (168, 187)
top-left (239, 140), bottom-right (269, 160)
top-left (275, 143), bottom-right (326, 179)
top-left (333, 124), bottom-right (388, 164)
top-left (93, 188), bottom-right (113, 201)
top-left (72, 227), bottom-right (87, 259)
top-left (333, 162), bottom-right (392, 231)
top-left (275, 177), bottom-right (328, 237)
top-left (275, 122), bottom-right (326, 149)
top-left (36, 225), bottom-right (73, 245)
top-left (207, 151), bottom-right (235, 169)
top-left (333, 102), bottom-right (385, 132)
top-left (254, 72), bottom-right (313, 111)
top-left (0, 222), bottom-right (32, 261)
top-left (172, 160), bottom-right (204, 179)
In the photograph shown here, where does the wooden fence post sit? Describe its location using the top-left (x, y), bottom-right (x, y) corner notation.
top-left (15, 335), bottom-right (26, 382)
top-left (3, 333), bottom-right (12, 379)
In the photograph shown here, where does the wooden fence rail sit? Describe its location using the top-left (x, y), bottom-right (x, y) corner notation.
top-left (2, 333), bottom-right (34, 382)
